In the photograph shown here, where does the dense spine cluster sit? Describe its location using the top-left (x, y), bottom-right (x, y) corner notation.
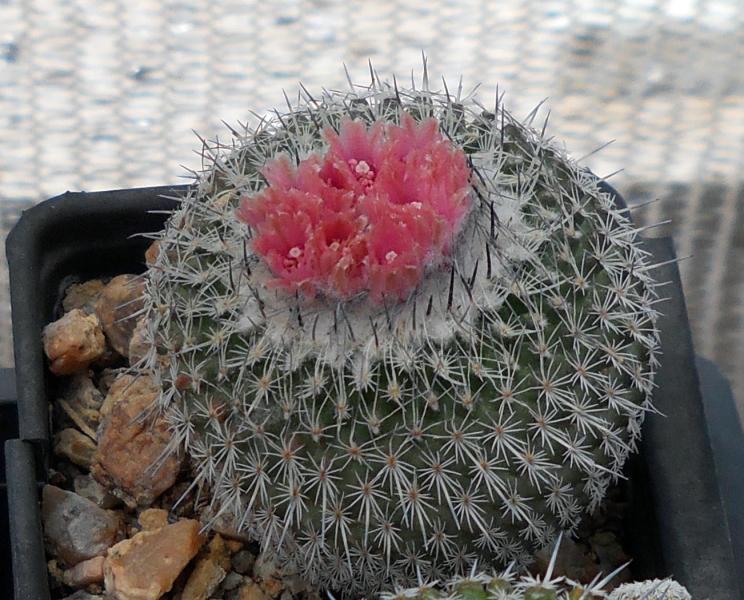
top-left (138, 66), bottom-right (661, 595)
top-left (383, 569), bottom-right (689, 600)
top-left (380, 535), bottom-right (630, 600)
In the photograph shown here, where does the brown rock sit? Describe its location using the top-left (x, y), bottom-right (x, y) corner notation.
top-left (63, 555), bottom-right (105, 588)
top-left (145, 241), bottom-right (160, 266)
top-left (99, 372), bottom-right (153, 418)
top-left (207, 534), bottom-right (231, 570)
top-left (138, 509), bottom-right (169, 531)
top-left (54, 428), bottom-right (96, 468)
top-left (128, 317), bottom-right (150, 366)
top-left (92, 374), bottom-right (181, 505)
top-left (62, 592), bottom-right (105, 600)
top-left (104, 519), bottom-right (205, 600)
top-left (42, 485), bottom-right (120, 566)
top-left (260, 578), bottom-right (283, 599)
top-left (181, 557), bottom-right (226, 600)
top-left (58, 373), bottom-right (104, 436)
top-left (48, 558), bottom-right (65, 583)
top-left (43, 309), bottom-right (106, 375)
top-left (97, 368), bottom-right (122, 397)
top-left (239, 580), bottom-right (269, 600)
top-left (63, 280), bottom-right (106, 314)
top-left (95, 275), bottom-right (145, 356)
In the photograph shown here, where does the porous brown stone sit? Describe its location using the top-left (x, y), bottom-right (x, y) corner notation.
top-left (128, 317), bottom-right (149, 366)
top-left (207, 534), bottom-right (231, 570)
top-left (62, 555), bottom-right (105, 588)
top-left (238, 580), bottom-right (269, 600)
top-left (95, 274), bottom-right (145, 357)
top-left (63, 279), bottom-right (106, 314)
top-left (138, 508), bottom-right (169, 532)
top-left (92, 373), bottom-right (181, 506)
top-left (57, 372), bottom-right (104, 435)
top-left (42, 485), bottom-right (120, 566)
top-left (225, 539), bottom-right (244, 553)
top-left (179, 534), bottom-right (231, 600)
top-left (260, 577), bottom-right (284, 599)
top-left (145, 241), bottom-right (160, 266)
top-left (43, 309), bottom-right (106, 375)
top-left (104, 519), bottom-right (205, 600)
top-left (181, 557), bottom-right (226, 600)
top-left (54, 428), bottom-right (97, 468)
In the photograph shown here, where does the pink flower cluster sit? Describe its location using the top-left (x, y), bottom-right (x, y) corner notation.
top-left (237, 113), bottom-right (472, 302)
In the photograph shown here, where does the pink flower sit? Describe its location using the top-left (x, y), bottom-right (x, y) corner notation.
top-left (237, 113), bottom-right (472, 302)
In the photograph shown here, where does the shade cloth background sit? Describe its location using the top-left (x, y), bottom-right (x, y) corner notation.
top-left (1, 0), bottom-right (743, 419)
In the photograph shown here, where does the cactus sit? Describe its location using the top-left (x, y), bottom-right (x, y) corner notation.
top-left (382, 570), bottom-right (690, 600)
top-left (608, 579), bottom-right (691, 600)
top-left (379, 535), bottom-right (617, 600)
top-left (380, 566), bottom-right (604, 600)
top-left (138, 63), bottom-right (661, 595)
top-left (380, 536), bottom-right (690, 600)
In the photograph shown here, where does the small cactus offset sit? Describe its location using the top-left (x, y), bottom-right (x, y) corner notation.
top-left (383, 571), bottom-right (690, 600)
top-left (608, 579), bottom-right (692, 600)
top-left (381, 572), bottom-right (598, 600)
top-left (138, 63), bottom-right (661, 594)
top-left (381, 535), bottom-right (627, 600)
top-left (381, 537), bottom-right (692, 600)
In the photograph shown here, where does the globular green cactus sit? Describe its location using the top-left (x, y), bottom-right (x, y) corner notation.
top-left (138, 63), bottom-right (661, 595)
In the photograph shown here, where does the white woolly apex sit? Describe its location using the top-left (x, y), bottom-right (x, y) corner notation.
top-left (228, 132), bottom-right (556, 372)
top-left (232, 191), bottom-right (545, 367)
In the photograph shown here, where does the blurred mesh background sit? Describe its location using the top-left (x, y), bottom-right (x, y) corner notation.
top-left (1, 0), bottom-right (743, 418)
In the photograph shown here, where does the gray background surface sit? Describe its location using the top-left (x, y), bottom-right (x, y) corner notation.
top-left (1, 0), bottom-right (742, 420)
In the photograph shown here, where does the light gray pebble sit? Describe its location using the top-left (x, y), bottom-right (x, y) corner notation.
top-left (74, 474), bottom-right (121, 509)
top-left (42, 485), bottom-right (120, 566)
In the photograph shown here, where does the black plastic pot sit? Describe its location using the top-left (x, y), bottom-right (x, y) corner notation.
top-left (4, 185), bottom-right (743, 599)
top-left (1, 368), bottom-right (20, 596)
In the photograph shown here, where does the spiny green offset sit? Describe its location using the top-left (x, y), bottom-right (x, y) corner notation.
top-left (382, 570), bottom-right (689, 600)
top-left (380, 537), bottom-right (690, 600)
top-left (380, 536), bottom-right (622, 600)
top-left (138, 65), bottom-right (661, 594)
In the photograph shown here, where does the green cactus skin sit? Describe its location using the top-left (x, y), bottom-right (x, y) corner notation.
top-left (138, 64), bottom-right (661, 595)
